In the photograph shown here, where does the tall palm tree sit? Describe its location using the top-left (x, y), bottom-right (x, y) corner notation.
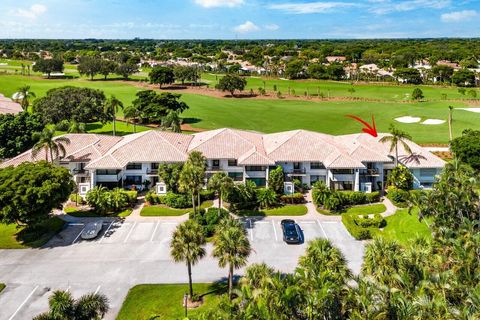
top-left (16, 85), bottom-right (36, 110)
top-left (179, 151), bottom-right (206, 213)
top-left (380, 124), bottom-right (412, 166)
top-left (170, 219), bottom-right (206, 298)
top-left (32, 128), bottom-right (71, 162)
top-left (123, 104), bottom-right (141, 133)
top-left (213, 217), bottom-right (251, 299)
top-left (33, 290), bottom-right (109, 320)
top-left (207, 172), bottom-right (234, 210)
top-left (448, 105), bottom-right (453, 141)
top-left (161, 109), bottom-right (182, 133)
top-left (104, 96), bottom-right (124, 136)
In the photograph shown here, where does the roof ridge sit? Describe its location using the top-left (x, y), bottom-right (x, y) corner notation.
top-left (264, 129), bottom-right (301, 154)
top-left (153, 130), bottom-right (190, 156)
top-left (189, 128), bottom-right (226, 150)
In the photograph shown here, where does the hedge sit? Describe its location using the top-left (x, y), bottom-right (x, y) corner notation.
top-left (280, 193), bottom-right (305, 204)
top-left (69, 193), bottom-right (85, 205)
top-left (342, 211), bottom-right (385, 240)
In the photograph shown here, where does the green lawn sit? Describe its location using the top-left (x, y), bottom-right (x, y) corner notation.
top-left (140, 200), bottom-right (214, 216)
top-left (375, 208), bottom-right (432, 245)
top-left (117, 283), bottom-right (225, 320)
top-left (0, 217), bottom-right (65, 249)
top-left (202, 73), bottom-right (477, 102)
top-left (1, 74), bottom-right (479, 143)
top-left (344, 204), bottom-right (387, 215)
top-left (64, 207), bottom-right (133, 218)
top-left (238, 204), bottom-right (308, 217)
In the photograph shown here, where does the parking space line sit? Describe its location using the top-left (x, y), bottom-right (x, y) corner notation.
top-left (316, 220), bottom-right (328, 240)
top-left (94, 285), bottom-right (101, 294)
top-left (72, 228), bottom-right (85, 244)
top-left (99, 221), bottom-right (115, 244)
top-left (254, 221), bottom-right (269, 224)
top-left (8, 285), bottom-right (39, 320)
top-left (299, 221), bottom-right (316, 224)
top-left (161, 222), bottom-right (178, 225)
top-left (124, 222), bottom-right (137, 243)
top-left (68, 223), bottom-right (84, 226)
top-left (272, 220), bottom-right (278, 242)
top-left (248, 219), bottom-right (253, 242)
top-left (150, 222), bottom-right (160, 242)
top-left (322, 221), bottom-right (338, 224)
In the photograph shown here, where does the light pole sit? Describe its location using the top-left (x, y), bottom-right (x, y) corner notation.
top-left (183, 293), bottom-right (188, 318)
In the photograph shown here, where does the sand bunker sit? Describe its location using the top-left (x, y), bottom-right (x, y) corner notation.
top-left (421, 119), bottom-right (445, 125)
top-left (458, 108), bottom-right (480, 113)
top-left (395, 116), bottom-right (421, 123)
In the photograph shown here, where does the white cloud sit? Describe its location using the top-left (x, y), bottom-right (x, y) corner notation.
top-left (194, 0), bottom-right (244, 8)
top-left (10, 4), bottom-right (47, 19)
top-left (269, 2), bottom-right (356, 14)
top-left (265, 23), bottom-right (280, 31)
top-left (234, 21), bottom-right (260, 33)
top-left (441, 10), bottom-right (477, 22)
top-left (370, 0), bottom-right (450, 14)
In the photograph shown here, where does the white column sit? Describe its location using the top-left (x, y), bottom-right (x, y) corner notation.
top-left (354, 169), bottom-right (360, 191)
top-left (265, 166), bottom-right (270, 187)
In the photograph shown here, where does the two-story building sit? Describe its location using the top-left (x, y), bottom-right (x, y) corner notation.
top-left (0, 128), bottom-right (445, 195)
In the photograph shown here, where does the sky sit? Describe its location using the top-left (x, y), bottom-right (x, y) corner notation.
top-left (0, 0), bottom-right (479, 39)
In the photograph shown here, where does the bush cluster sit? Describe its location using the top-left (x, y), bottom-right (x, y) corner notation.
top-left (280, 193), bottom-right (305, 204)
top-left (69, 193), bottom-right (85, 205)
top-left (190, 207), bottom-right (229, 237)
top-left (312, 182), bottom-right (380, 212)
top-left (386, 186), bottom-right (410, 207)
top-left (342, 212), bottom-right (385, 240)
top-left (85, 187), bottom-right (137, 214)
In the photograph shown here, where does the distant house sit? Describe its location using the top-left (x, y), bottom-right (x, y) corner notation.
top-left (326, 56), bottom-right (347, 63)
top-left (437, 60), bottom-right (460, 70)
top-left (0, 94), bottom-right (22, 115)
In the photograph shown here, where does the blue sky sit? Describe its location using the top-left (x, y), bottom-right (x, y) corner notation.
top-left (0, 0), bottom-right (479, 39)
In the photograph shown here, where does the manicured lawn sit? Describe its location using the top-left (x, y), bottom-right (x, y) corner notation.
top-left (341, 204), bottom-right (387, 240)
top-left (117, 283), bottom-right (225, 320)
top-left (1, 74), bottom-right (479, 143)
top-left (344, 203), bottom-right (387, 215)
top-left (238, 204), bottom-right (308, 217)
top-left (0, 217), bottom-right (66, 249)
top-left (64, 207), bottom-right (133, 218)
top-left (140, 200), bottom-right (213, 216)
top-left (375, 208), bottom-right (432, 245)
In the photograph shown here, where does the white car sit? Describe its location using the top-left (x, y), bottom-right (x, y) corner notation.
top-left (81, 221), bottom-right (103, 240)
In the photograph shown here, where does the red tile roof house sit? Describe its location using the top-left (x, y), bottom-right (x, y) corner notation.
top-left (0, 128), bottom-right (445, 196)
top-left (0, 94), bottom-right (23, 115)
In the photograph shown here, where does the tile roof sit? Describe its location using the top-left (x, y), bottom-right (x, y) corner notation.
top-left (1, 128), bottom-right (445, 170)
top-left (0, 94), bottom-right (22, 115)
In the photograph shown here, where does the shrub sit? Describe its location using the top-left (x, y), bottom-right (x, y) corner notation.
top-left (190, 207), bottom-right (228, 237)
top-left (342, 213), bottom-right (372, 240)
top-left (86, 187), bottom-right (134, 213)
top-left (366, 192), bottom-right (380, 203)
top-left (387, 166), bottom-right (414, 190)
top-left (354, 213), bottom-right (385, 228)
top-left (342, 191), bottom-right (367, 206)
top-left (412, 88), bottom-right (424, 100)
top-left (312, 181), bottom-right (332, 206)
top-left (386, 186), bottom-right (410, 207)
top-left (256, 188), bottom-right (278, 209)
top-left (200, 189), bottom-right (215, 201)
top-left (280, 193), bottom-right (305, 204)
top-left (69, 193), bottom-right (84, 205)
top-left (163, 192), bottom-right (192, 209)
top-left (324, 193), bottom-right (344, 212)
top-left (124, 190), bottom-right (138, 205)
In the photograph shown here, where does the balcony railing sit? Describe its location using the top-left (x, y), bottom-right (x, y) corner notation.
top-left (207, 166), bottom-right (223, 172)
top-left (146, 168), bottom-right (158, 175)
top-left (286, 168), bottom-right (307, 175)
top-left (360, 169), bottom-right (380, 176)
top-left (72, 169), bottom-right (89, 176)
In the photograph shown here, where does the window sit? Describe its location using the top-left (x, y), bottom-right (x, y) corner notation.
top-left (332, 181), bottom-right (354, 191)
top-left (332, 169), bottom-right (354, 175)
top-left (151, 163), bottom-right (159, 169)
top-left (228, 159), bottom-right (237, 167)
top-left (126, 163), bottom-right (142, 170)
top-left (310, 162), bottom-right (325, 170)
top-left (212, 160), bottom-right (220, 167)
top-left (124, 175), bottom-right (142, 185)
top-left (96, 169), bottom-right (119, 175)
top-left (420, 168), bottom-right (436, 177)
top-left (310, 175), bottom-right (326, 184)
top-left (247, 178), bottom-right (266, 187)
top-left (228, 172), bottom-right (243, 181)
top-left (245, 166), bottom-right (266, 172)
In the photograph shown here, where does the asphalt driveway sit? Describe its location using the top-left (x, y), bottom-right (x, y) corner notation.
top-left (0, 217), bottom-right (363, 319)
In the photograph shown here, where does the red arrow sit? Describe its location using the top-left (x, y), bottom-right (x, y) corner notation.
top-left (345, 115), bottom-right (378, 137)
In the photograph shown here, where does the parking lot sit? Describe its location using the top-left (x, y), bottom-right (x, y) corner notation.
top-left (0, 218), bottom-right (363, 320)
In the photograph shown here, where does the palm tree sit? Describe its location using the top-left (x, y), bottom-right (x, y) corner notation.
top-left (448, 105), bottom-right (453, 141)
top-left (170, 219), bottom-right (206, 298)
top-left (104, 96), bottom-right (124, 136)
top-left (33, 290), bottom-right (109, 320)
top-left (213, 217), bottom-right (251, 299)
top-left (161, 109), bottom-right (182, 133)
top-left (16, 85), bottom-right (36, 110)
top-left (380, 124), bottom-right (412, 166)
top-left (123, 104), bottom-right (142, 133)
top-left (179, 151), bottom-right (206, 213)
top-left (207, 172), bottom-right (234, 210)
top-left (32, 128), bottom-right (71, 162)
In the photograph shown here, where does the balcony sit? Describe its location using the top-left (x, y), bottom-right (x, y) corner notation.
top-left (360, 169), bottom-right (380, 176)
top-left (207, 166), bottom-right (224, 172)
top-left (72, 168), bottom-right (89, 176)
top-left (286, 168), bottom-right (307, 176)
top-left (146, 168), bottom-right (158, 175)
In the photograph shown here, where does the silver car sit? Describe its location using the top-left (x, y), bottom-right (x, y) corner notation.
top-left (81, 221), bottom-right (103, 240)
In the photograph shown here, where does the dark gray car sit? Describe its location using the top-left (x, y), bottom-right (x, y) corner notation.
top-left (81, 221), bottom-right (103, 240)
